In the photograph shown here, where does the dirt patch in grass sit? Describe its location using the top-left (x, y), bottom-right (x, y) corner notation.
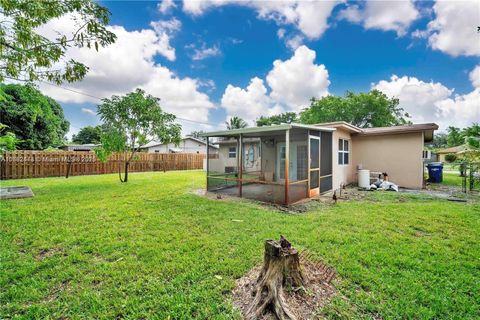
top-left (41, 279), bottom-right (71, 304)
top-left (192, 188), bottom-right (335, 214)
top-left (232, 256), bottom-right (337, 319)
top-left (36, 247), bottom-right (65, 261)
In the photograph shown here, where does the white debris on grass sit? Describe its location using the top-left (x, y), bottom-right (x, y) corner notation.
top-left (366, 179), bottom-right (399, 192)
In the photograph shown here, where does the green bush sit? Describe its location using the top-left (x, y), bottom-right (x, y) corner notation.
top-left (445, 153), bottom-right (457, 163)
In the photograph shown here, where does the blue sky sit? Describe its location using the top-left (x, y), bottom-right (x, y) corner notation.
top-left (37, 1), bottom-right (480, 136)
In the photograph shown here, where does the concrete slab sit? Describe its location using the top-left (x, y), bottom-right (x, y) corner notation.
top-left (0, 186), bottom-right (34, 200)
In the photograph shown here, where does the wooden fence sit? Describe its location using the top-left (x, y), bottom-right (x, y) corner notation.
top-left (0, 151), bottom-right (205, 180)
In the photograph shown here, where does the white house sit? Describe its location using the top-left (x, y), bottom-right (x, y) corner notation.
top-left (140, 137), bottom-right (218, 154)
top-left (60, 144), bottom-right (98, 151)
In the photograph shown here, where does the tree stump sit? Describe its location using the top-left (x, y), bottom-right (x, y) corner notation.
top-left (246, 236), bottom-right (307, 320)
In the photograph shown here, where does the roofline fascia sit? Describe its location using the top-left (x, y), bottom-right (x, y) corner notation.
top-left (199, 123), bottom-right (335, 137)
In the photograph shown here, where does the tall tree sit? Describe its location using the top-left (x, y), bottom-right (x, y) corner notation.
top-left (446, 126), bottom-right (464, 147)
top-left (256, 112), bottom-right (298, 126)
top-left (95, 89), bottom-right (181, 182)
top-left (0, 83), bottom-right (69, 149)
top-left (188, 130), bottom-right (206, 141)
top-left (463, 123), bottom-right (480, 161)
top-left (0, 0), bottom-right (116, 84)
top-left (462, 123), bottom-right (480, 140)
top-left (72, 125), bottom-right (103, 144)
top-left (0, 123), bottom-right (19, 155)
top-left (430, 132), bottom-right (448, 149)
top-left (226, 116), bottom-right (248, 130)
top-left (299, 90), bottom-right (411, 128)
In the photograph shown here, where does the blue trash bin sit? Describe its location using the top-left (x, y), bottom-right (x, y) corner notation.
top-left (427, 162), bottom-right (443, 183)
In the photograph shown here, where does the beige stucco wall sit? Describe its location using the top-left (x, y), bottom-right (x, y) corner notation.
top-left (332, 128), bottom-right (355, 190)
top-left (352, 132), bottom-right (424, 189)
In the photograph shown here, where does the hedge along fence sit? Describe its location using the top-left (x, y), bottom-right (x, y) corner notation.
top-left (0, 150), bottom-right (205, 180)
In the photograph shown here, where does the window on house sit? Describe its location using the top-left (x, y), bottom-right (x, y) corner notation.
top-left (155, 150), bottom-right (159, 153)
top-left (338, 139), bottom-right (349, 165)
top-left (228, 147), bottom-right (236, 158)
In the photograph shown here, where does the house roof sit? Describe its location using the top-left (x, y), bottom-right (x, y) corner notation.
top-left (315, 122), bottom-right (438, 135)
top-left (356, 123), bottom-right (438, 142)
top-left (200, 122), bottom-right (438, 141)
top-left (61, 144), bottom-right (98, 149)
top-left (314, 121), bottom-right (362, 133)
top-left (436, 145), bottom-right (465, 154)
top-left (62, 144), bottom-right (98, 147)
top-left (199, 123), bottom-right (335, 138)
top-left (358, 123), bottom-right (438, 135)
top-left (141, 137), bottom-right (218, 149)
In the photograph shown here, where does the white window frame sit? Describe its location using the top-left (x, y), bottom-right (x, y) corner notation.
top-left (228, 146), bottom-right (237, 158)
top-left (338, 139), bottom-right (350, 165)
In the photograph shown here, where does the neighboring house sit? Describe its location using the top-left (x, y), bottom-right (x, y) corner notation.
top-left (140, 137), bottom-right (218, 154)
top-left (422, 149), bottom-right (436, 162)
top-left (201, 122), bottom-right (438, 205)
top-left (435, 145), bottom-right (466, 162)
top-left (60, 144), bottom-right (98, 151)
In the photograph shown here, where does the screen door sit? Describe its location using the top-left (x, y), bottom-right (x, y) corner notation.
top-left (309, 135), bottom-right (320, 197)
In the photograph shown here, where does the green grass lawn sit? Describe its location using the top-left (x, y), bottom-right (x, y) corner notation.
top-left (1, 171), bottom-right (479, 319)
top-left (440, 172), bottom-right (463, 187)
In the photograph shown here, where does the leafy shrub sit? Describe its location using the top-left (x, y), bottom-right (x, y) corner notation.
top-left (445, 153), bottom-right (457, 163)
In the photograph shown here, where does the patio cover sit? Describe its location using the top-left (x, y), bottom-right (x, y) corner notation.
top-left (199, 123), bottom-right (335, 138)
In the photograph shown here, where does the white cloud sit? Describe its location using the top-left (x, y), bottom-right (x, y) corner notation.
top-left (191, 44), bottom-right (221, 60)
top-left (220, 45), bottom-right (330, 123)
top-left (338, 1), bottom-right (419, 36)
top-left (372, 71), bottom-right (480, 130)
top-left (373, 75), bottom-right (452, 123)
top-left (228, 37), bottom-right (243, 45)
top-left (221, 77), bottom-right (282, 122)
top-left (411, 29), bottom-right (428, 39)
top-left (293, 0), bottom-right (340, 39)
top-left (285, 34), bottom-right (304, 50)
top-left (182, 0), bottom-right (342, 40)
top-left (37, 15), bottom-right (181, 62)
top-left (277, 28), bottom-right (286, 39)
top-left (435, 89), bottom-right (480, 129)
top-left (198, 79), bottom-right (216, 92)
top-left (424, 0), bottom-right (480, 57)
top-left (267, 45), bottom-right (330, 110)
top-left (158, 0), bottom-right (176, 14)
top-left (35, 15), bottom-right (215, 134)
top-left (469, 65), bottom-right (480, 89)
top-left (39, 25), bottom-right (168, 103)
top-left (81, 107), bottom-right (96, 115)
top-left (149, 18), bottom-right (182, 61)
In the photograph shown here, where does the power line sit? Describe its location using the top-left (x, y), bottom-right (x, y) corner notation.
top-left (39, 80), bottom-right (101, 100)
top-left (38, 80), bottom-right (218, 127)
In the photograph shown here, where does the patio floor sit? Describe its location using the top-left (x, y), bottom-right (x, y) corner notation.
top-left (213, 183), bottom-right (308, 204)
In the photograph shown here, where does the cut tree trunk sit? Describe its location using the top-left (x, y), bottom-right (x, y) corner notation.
top-left (246, 236), bottom-right (307, 320)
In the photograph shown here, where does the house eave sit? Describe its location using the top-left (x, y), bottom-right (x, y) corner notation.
top-left (200, 123), bottom-right (335, 138)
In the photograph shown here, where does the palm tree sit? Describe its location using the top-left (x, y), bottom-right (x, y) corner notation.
top-left (226, 116), bottom-right (248, 130)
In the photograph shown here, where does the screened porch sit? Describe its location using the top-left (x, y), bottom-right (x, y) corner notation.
top-left (202, 124), bottom-right (334, 206)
